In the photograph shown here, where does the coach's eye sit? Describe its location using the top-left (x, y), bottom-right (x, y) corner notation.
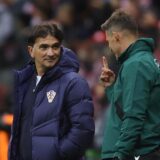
top-left (52, 43), bottom-right (60, 50)
top-left (39, 44), bottom-right (49, 50)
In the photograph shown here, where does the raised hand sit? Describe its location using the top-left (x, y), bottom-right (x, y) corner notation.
top-left (99, 56), bottom-right (115, 87)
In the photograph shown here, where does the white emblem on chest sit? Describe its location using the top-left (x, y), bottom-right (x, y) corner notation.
top-left (47, 90), bottom-right (56, 103)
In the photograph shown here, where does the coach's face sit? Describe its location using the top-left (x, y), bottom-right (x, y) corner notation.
top-left (28, 35), bottom-right (61, 76)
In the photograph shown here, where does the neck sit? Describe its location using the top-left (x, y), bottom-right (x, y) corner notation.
top-left (36, 65), bottom-right (45, 76)
top-left (37, 70), bottom-right (44, 76)
top-left (119, 35), bottom-right (137, 57)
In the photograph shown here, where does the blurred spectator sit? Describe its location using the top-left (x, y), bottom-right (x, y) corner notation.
top-left (0, 0), bottom-right (15, 46)
top-left (139, 8), bottom-right (159, 46)
top-left (120, 0), bottom-right (140, 19)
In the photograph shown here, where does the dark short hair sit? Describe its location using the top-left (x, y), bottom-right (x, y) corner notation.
top-left (101, 9), bottom-right (138, 35)
top-left (27, 22), bottom-right (63, 46)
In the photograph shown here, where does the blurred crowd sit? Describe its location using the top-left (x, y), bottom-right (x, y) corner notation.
top-left (0, 0), bottom-right (160, 160)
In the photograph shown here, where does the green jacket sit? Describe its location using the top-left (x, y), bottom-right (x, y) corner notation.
top-left (101, 38), bottom-right (160, 160)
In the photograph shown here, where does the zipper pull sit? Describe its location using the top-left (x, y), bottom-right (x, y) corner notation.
top-left (33, 88), bottom-right (36, 93)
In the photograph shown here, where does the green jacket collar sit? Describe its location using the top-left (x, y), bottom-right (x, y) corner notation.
top-left (118, 38), bottom-right (155, 64)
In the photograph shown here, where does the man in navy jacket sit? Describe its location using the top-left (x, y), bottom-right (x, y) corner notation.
top-left (8, 22), bottom-right (95, 160)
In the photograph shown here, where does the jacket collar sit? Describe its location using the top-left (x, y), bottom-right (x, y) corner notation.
top-left (118, 38), bottom-right (154, 64)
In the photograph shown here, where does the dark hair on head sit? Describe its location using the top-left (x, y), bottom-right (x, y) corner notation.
top-left (101, 9), bottom-right (138, 35)
top-left (27, 22), bottom-right (64, 46)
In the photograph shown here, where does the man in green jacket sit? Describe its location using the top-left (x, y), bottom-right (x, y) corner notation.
top-left (100, 9), bottom-right (160, 160)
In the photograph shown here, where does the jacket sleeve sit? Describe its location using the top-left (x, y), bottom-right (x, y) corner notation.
top-left (114, 61), bottom-right (154, 160)
top-left (58, 77), bottom-right (95, 159)
top-left (105, 84), bottom-right (114, 102)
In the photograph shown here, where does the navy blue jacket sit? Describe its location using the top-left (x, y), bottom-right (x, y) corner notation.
top-left (9, 47), bottom-right (95, 160)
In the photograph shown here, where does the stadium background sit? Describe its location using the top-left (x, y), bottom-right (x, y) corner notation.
top-left (0, 0), bottom-right (160, 160)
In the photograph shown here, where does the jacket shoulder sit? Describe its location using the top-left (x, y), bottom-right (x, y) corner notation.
top-left (62, 72), bottom-right (91, 97)
top-left (121, 54), bottom-right (159, 85)
top-left (124, 52), bottom-right (157, 72)
top-left (62, 72), bottom-right (87, 85)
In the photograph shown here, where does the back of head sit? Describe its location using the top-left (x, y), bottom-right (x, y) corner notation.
top-left (27, 22), bottom-right (64, 46)
top-left (101, 9), bottom-right (138, 36)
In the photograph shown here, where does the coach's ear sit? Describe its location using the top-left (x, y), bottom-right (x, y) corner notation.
top-left (28, 46), bottom-right (34, 58)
